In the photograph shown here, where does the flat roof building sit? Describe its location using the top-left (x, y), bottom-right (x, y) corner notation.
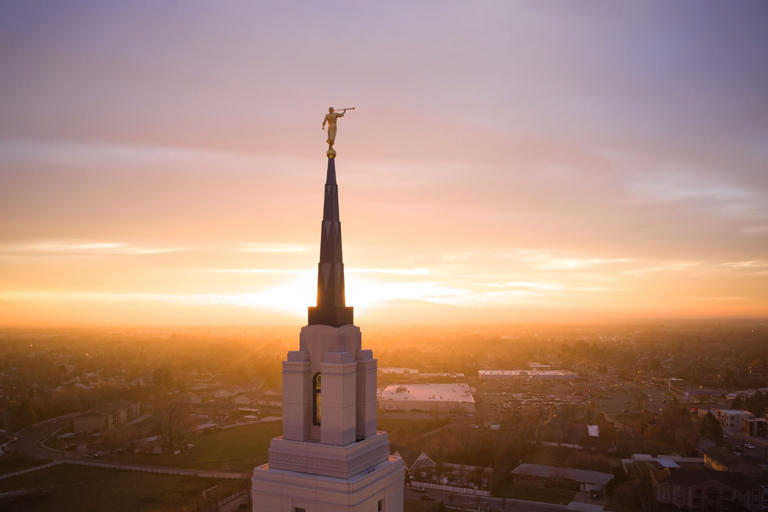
top-left (379, 383), bottom-right (475, 414)
top-left (478, 369), bottom-right (576, 379)
top-left (511, 463), bottom-right (613, 492)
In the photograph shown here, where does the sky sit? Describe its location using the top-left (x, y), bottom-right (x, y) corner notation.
top-left (1, 1), bottom-right (768, 326)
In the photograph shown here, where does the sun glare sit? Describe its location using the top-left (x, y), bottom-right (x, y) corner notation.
top-left (192, 271), bottom-right (472, 316)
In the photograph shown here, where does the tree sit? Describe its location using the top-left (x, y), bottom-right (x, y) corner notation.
top-left (699, 412), bottom-right (723, 444)
top-left (153, 366), bottom-right (174, 388)
top-left (744, 391), bottom-right (767, 417)
top-left (644, 405), bottom-right (699, 454)
top-left (160, 400), bottom-right (190, 453)
top-left (102, 423), bottom-right (136, 453)
top-left (491, 438), bottom-right (526, 496)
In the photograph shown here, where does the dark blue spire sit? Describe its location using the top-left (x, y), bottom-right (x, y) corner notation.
top-left (308, 158), bottom-right (354, 327)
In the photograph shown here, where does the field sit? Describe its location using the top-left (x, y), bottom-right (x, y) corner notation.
top-left (111, 421), bottom-right (281, 472)
top-left (0, 464), bottom-right (240, 512)
top-left (610, 411), bottom-right (655, 430)
top-left (0, 455), bottom-right (50, 476)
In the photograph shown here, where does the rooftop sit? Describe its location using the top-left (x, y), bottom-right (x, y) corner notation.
top-left (380, 383), bottom-right (474, 404)
top-left (512, 464), bottom-right (613, 486)
top-left (716, 409), bottom-right (754, 415)
top-left (658, 469), bottom-right (759, 489)
top-left (410, 452), bottom-right (437, 471)
top-left (478, 369), bottom-right (576, 378)
top-left (92, 399), bottom-right (137, 415)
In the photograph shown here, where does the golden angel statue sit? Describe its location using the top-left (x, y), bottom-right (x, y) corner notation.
top-left (322, 107), bottom-right (354, 157)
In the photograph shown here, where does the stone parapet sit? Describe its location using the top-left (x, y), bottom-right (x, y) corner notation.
top-left (267, 432), bottom-right (391, 479)
top-left (253, 452), bottom-right (404, 512)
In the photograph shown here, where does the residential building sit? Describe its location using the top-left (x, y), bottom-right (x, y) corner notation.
top-left (743, 417), bottom-right (767, 438)
top-left (652, 468), bottom-right (763, 511)
top-left (511, 463), bottom-right (613, 494)
top-left (72, 399), bottom-right (141, 433)
top-left (714, 409), bottom-right (755, 435)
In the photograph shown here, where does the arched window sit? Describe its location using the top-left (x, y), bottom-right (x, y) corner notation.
top-left (313, 372), bottom-right (321, 425)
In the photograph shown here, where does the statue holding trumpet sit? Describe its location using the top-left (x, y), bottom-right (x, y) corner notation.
top-left (322, 106), bottom-right (355, 158)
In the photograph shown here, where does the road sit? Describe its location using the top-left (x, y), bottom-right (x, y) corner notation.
top-left (406, 487), bottom-right (572, 512)
top-left (5, 414), bottom-right (77, 461)
top-left (3, 414), bottom-right (248, 481)
top-left (0, 460), bottom-right (247, 482)
top-left (8, 415), bottom-right (594, 510)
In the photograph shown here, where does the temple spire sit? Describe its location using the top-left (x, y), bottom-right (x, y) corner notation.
top-left (308, 157), bottom-right (354, 327)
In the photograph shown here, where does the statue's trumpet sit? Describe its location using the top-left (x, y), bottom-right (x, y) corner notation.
top-left (337, 107), bottom-right (356, 112)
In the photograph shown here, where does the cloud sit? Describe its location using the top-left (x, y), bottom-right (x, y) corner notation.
top-left (741, 225), bottom-right (768, 235)
top-left (209, 267), bottom-right (430, 276)
top-left (209, 268), bottom-right (309, 275)
top-left (0, 240), bottom-right (187, 255)
top-left (239, 243), bottom-right (308, 253)
top-left (440, 251), bottom-right (480, 263)
top-left (349, 280), bottom-right (470, 306)
top-left (721, 260), bottom-right (768, 269)
top-left (508, 248), bottom-right (634, 271)
top-left (0, 276), bottom-right (470, 316)
top-left (0, 139), bottom-right (251, 168)
top-left (691, 296), bottom-right (745, 301)
top-left (625, 261), bottom-right (700, 275)
top-left (630, 174), bottom-right (753, 204)
top-left (486, 281), bottom-right (563, 291)
top-left (347, 268), bottom-right (430, 275)
top-left (532, 257), bottom-right (635, 271)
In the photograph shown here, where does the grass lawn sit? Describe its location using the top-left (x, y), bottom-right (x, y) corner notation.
top-left (110, 421), bottom-right (281, 472)
top-left (0, 455), bottom-right (51, 476)
top-left (497, 483), bottom-right (575, 504)
top-left (378, 417), bottom-right (468, 453)
top-left (524, 446), bottom-right (570, 467)
top-left (378, 416), bottom-right (451, 442)
top-left (0, 464), bottom-right (240, 512)
top-left (610, 412), bottom-right (653, 430)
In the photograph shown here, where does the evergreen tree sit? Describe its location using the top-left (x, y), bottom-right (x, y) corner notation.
top-left (699, 411), bottom-right (723, 444)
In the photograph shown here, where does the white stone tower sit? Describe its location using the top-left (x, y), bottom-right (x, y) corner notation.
top-left (251, 157), bottom-right (404, 512)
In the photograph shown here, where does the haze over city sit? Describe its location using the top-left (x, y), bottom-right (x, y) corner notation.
top-left (2, 1), bottom-right (768, 327)
top-left (3, 3), bottom-right (768, 512)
